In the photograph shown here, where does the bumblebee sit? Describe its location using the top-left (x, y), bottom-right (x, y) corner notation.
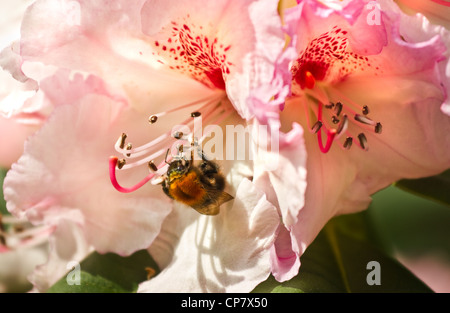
top-left (161, 148), bottom-right (233, 215)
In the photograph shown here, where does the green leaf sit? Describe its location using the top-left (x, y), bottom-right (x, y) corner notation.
top-left (369, 185), bottom-right (450, 260)
top-left (47, 271), bottom-right (128, 293)
top-left (395, 169), bottom-right (450, 208)
top-left (46, 249), bottom-right (159, 293)
top-left (253, 211), bottom-right (432, 293)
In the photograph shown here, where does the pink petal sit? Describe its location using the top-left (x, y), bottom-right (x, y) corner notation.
top-left (258, 123), bottom-right (306, 281)
top-left (0, 115), bottom-right (38, 167)
top-left (378, 0), bottom-right (450, 116)
top-left (28, 219), bottom-right (92, 292)
top-left (140, 179), bottom-right (279, 293)
top-left (141, 0), bottom-right (287, 120)
top-left (270, 225), bottom-right (301, 282)
top-left (395, 0), bottom-right (450, 29)
top-left (19, 0), bottom-right (217, 114)
top-left (0, 0), bottom-right (34, 50)
top-left (4, 91), bottom-right (172, 255)
top-left (0, 43), bottom-right (40, 117)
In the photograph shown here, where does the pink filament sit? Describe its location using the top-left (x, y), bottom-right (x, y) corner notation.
top-left (109, 156), bottom-right (155, 193)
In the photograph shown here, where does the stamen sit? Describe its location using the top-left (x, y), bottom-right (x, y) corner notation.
top-left (362, 105), bottom-right (370, 115)
top-left (358, 133), bottom-right (368, 150)
top-left (335, 101), bottom-right (343, 116)
top-left (148, 115), bottom-right (158, 124)
top-left (375, 122), bottom-right (382, 134)
top-left (324, 103), bottom-right (334, 109)
top-left (117, 158), bottom-right (126, 169)
top-left (149, 94), bottom-right (222, 119)
top-left (343, 136), bottom-right (353, 149)
top-left (336, 114), bottom-right (348, 136)
top-left (115, 97), bottom-right (220, 160)
top-left (126, 143), bottom-right (132, 157)
top-left (173, 131), bottom-right (184, 139)
top-left (110, 96), bottom-right (234, 193)
top-left (331, 116), bottom-right (340, 124)
top-left (354, 114), bottom-right (376, 126)
top-left (311, 120), bottom-right (323, 134)
top-left (118, 133), bottom-right (127, 149)
top-left (316, 102), bottom-right (337, 153)
top-left (148, 160), bottom-right (158, 172)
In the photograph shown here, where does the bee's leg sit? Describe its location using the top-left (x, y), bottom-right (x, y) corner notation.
top-left (164, 149), bottom-right (171, 164)
top-left (190, 138), bottom-right (195, 162)
top-left (162, 179), bottom-right (173, 199)
top-left (200, 149), bottom-right (210, 162)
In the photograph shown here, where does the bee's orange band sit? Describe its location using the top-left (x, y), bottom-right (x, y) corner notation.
top-left (169, 171), bottom-right (206, 206)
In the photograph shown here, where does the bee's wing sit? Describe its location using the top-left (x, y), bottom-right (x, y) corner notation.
top-left (193, 191), bottom-right (234, 215)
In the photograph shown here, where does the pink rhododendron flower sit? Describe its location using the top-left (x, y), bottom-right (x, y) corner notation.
top-left (259, 0), bottom-right (450, 281)
top-left (2, 0), bottom-right (290, 292)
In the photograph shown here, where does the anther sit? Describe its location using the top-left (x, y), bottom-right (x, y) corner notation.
top-left (126, 143), bottom-right (132, 157)
top-left (172, 131), bottom-right (184, 139)
top-left (148, 115), bottom-right (158, 124)
top-left (148, 160), bottom-right (158, 172)
top-left (335, 102), bottom-right (343, 116)
top-left (375, 122), bottom-right (382, 134)
top-left (191, 111), bottom-right (201, 117)
top-left (119, 133), bottom-right (127, 149)
top-left (362, 105), bottom-right (370, 115)
top-left (331, 116), bottom-right (340, 124)
top-left (177, 144), bottom-right (184, 153)
top-left (343, 136), bottom-right (353, 150)
top-left (311, 120), bottom-right (323, 134)
top-left (358, 133), bottom-right (368, 150)
top-left (336, 114), bottom-right (348, 135)
top-left (325, 103), bottom-right (335, 109)
top-left (354, 114), bottom-right (376, 126)
top-left (117, 158), bottom-right (126, 169)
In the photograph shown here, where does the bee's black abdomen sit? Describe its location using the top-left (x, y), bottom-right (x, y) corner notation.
top-left (199, 160), bottom-right (218, 176)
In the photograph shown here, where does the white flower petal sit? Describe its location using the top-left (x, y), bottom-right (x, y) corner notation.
top-left (139, 179), bottom-right (279, 293)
